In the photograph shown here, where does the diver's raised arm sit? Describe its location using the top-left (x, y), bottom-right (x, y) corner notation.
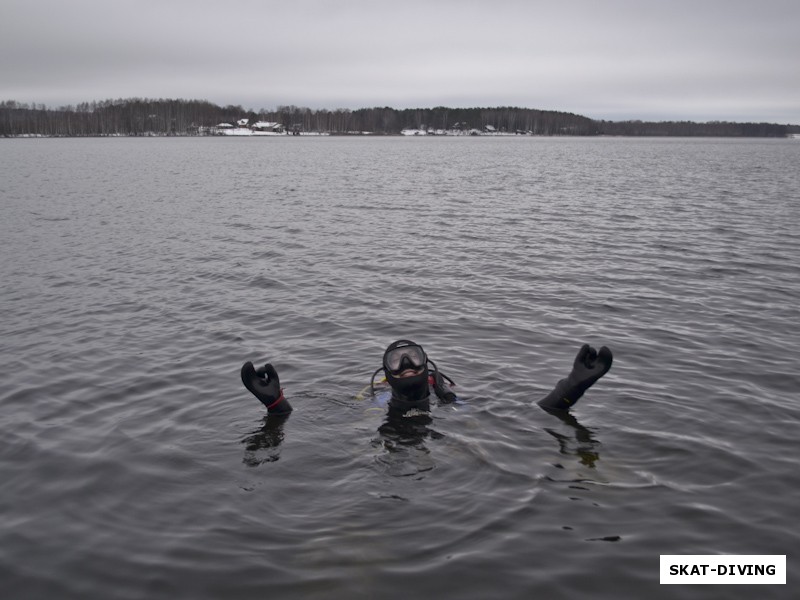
top-left (241, 362), bottom-right (293, 415)
top-left (538, 344), bottom-right (613, 412)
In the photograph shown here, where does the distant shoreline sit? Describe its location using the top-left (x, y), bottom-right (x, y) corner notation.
top-left (2, 98), bottom-right (796, 138)
top-left (4, 132), bottom-right (799, 139)
top-left (4, 133), bottom-right (800, 140)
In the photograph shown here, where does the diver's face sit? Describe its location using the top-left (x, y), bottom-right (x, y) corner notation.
top-left (396, 366), bottom-right (425, 378)
top-left (383, 342), bottom-right (431, 406)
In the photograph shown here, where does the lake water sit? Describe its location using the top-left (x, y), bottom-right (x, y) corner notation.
top-left (1, 136), bottom-right (799, 599)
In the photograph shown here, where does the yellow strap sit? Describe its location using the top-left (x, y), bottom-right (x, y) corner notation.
top-left (354, 378), bottom-right (387, 401)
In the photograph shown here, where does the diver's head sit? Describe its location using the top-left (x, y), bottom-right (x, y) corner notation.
top-left (383, 339), bottom-right (431, 406)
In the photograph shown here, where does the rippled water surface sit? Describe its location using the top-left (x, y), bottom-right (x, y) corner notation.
top-left (2, 136), bottom-right (799, 599)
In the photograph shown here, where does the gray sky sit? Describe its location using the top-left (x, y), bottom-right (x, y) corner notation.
top-left (2, 0), bottom-right (798, 123)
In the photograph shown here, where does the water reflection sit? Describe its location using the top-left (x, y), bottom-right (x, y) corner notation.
top-left (371, 409), bottom-right (446, 477)
top-left (240, 400), bottom-right (603, 475)
top-left (239, 402), bottom-right (451, 476)
top-left (241, 413), bottom-right (290, 466)
top-left (543, 410), bottom-right (602, 468)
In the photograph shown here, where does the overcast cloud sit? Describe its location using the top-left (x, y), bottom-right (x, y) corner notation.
top-left (1, 0), bottom-right (798, 123)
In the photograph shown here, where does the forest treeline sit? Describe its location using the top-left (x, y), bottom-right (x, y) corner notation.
top-left (0, 98), bottom-right (794, 137)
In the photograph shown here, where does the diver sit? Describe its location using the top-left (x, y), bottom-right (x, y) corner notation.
top-left (240, 339), bottom-right (613, 417)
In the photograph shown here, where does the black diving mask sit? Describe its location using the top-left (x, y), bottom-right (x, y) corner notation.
top-left (370, 339), bottom-right (457, 397)
top-left (383, 342), bottom-right (427, 375)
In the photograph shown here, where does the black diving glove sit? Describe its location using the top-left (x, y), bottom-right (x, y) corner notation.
top-left (241, 362), bottom-right (293, 415)
top-left (538, 344), bottom-right (613, 412)
top-left (433, 370), bottom-right (458, 404)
